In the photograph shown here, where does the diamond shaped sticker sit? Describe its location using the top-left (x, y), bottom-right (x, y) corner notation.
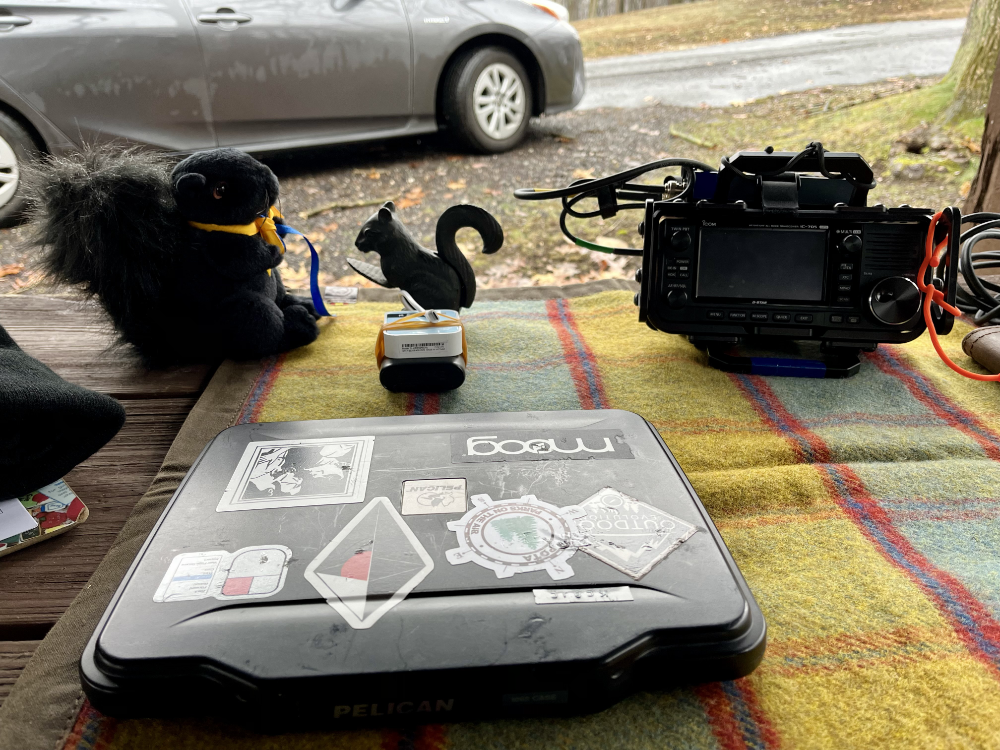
top-left (304, 496), bottom-right (433, 629)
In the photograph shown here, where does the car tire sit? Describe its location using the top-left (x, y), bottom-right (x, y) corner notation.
top-left (0, 111), bottom-right (38, 228)
top-left (442, 47), bottom-right (533, 154)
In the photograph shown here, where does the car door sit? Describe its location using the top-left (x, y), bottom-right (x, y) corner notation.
top-left (185, 0), bottom-right (413, 148)
top-left (0, 0), bottom-right (214, 151)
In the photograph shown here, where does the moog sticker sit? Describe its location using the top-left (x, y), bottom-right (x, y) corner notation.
top-left (217, 436), bottom-right (374, 512)
top-left (154, 545), bottom-right (292, 603)
top-left (578, 487), bottom-right (697, 580)
top-left (446, 494), bottom-right (588, 580)
top-left (304, 497), bottom-right (433, 630)
top-left (451, 430), bottom-right (633, 463)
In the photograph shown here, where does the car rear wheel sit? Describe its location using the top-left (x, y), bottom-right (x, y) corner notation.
top-left (0, 112), bottom-right (37, 228)
top-left (442, 47), bottom-right (532, 154)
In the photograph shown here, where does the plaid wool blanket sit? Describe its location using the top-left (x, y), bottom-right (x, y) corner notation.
top-left (62, 291), bottom-right (1000, 750)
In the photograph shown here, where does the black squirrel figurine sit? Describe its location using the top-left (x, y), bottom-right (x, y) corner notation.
top-left (348, 201), bottom-right (503, 310)
top-left (29, 147), bottom-right (320, 366)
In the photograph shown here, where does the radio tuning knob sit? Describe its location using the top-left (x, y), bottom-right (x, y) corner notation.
top-left (666, 289), bottom-right (688, 309)
top-left (840, 235), bottom-right (862, 254)
top-left (868, 277), bottom-right (921, 325)
top-left (633, 292), bottom-right (640, 307)
top-left (670, 230), bottom-right (692, 253)
top-left (637, 221), bottom-right (644, 236)
top-left (634, 267), bottom-right (642, 283)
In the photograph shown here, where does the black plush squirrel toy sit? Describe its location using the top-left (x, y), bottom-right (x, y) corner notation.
top-left (30, 147), bottom-right (321, 366)
top-left (348, 201), bottom-right (503, 310)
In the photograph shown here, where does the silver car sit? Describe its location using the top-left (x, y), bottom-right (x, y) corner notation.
top-left (0, 0), bottom-right (584, 225)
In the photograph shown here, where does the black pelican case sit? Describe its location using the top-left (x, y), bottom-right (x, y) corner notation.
top-left (81, 409), bottom-right (765, 730)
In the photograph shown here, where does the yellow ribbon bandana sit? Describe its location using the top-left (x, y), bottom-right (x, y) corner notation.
top-left (189, 206), bottom-right (285, 251)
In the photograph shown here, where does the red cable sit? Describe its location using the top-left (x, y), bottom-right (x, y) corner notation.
top-left (918, 211), bottom-right (1000, 381)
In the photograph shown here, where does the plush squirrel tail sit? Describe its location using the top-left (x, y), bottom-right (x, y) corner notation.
top-left (435, 204), bottom-right (504, 309)
top-left (28, 147), bottom-right (183, 359)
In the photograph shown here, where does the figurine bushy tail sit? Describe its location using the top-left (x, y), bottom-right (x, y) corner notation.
top-left (435, 204), bottom-right (503, 308)
top-left (28, 147), bottom-right (181, 362)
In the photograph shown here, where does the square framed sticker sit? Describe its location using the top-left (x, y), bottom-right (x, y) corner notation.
top-left (217, 437), bottom-right (375, 512)
top-left (401, 478), bottom-right (467, 515)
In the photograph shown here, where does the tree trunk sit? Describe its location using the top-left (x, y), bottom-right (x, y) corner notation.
top-left (588, 0), bottom-right (598, 20)
top-left (944, 0), bottom-right (1000, 122)
top-left (965, 57), bottom-right (1000, 213)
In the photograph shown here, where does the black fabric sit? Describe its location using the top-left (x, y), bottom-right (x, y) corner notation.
top-left (0, 324), bottom-right (125, 499)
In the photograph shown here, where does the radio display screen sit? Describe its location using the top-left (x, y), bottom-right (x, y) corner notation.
top-left (696, 227), bottom-right (827, 302)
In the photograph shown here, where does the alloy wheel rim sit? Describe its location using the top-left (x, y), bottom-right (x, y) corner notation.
top-left (472, 63), bottom-right (525, 141)
top-left (0, 134), bottom-right (19, 210)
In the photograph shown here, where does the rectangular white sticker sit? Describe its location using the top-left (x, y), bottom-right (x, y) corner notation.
top-left (217, 436), bottom-right (374, 512)
top-left (401, 478), bottom-right (467, 515)
top-left (154, 545), bottom-right (292, 603)
top-left (533, 587), bottom-right (633, 605)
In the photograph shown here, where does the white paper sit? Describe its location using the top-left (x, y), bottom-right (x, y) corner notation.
top-left (217, 436), bottom-right (375, 512)
top-left (0, 498), bottom-right (38, 540)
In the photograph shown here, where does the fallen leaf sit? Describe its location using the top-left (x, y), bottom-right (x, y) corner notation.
top-left (960, 181), bottom-right (971, 199)
top-left (554, 135), bottom-right (574, 143)
top-left (447, 180), bottom-right (467, 190)
top-left (446, 155), bottom-right (463, 162)
top-left (472, 162), bottom-right (488, 169)
top-left (0, 263), bottom-right (24, 278)
top-left (443, 193), bottom-right (454, 199)
top-left (322, 221), bottom-right (340, 232)
top-left (396, 185), bottom-right (424, 209)
top-left (483, 187), bottom-right (503, 196)
top-left (367, 171), bottom-right (381, 180)
top-left (572, 168), bottom-right (595, 179)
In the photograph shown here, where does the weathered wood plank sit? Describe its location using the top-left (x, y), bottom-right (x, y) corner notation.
top-left (0, 397), bottom-right (198, 633)
top-left (0, 296), bottom-right (212, 398)
top-left (0, 641), bottom-right (41, 710)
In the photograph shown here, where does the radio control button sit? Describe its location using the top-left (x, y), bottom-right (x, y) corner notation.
top-left (667, 289), bottom-right (688, 309)
top-left (840, 235), bottom-right (863, 254)
top-left (772, 313), bottom-right (792, 322)
top-left (750, 312), bottom-right (768, 321)
top-left (830, 314), bottom-right (844, 323)
top-left (838, 273), bottom-right (854, 282)
top-left (839, 263), bottom-right (855, 271)
top-left (836, 295), bottom-right (852, 304)
top-left (795, 314), bottom-right (814, 323)
top-left (670, 230), bottom-right (692, 253)
top-left (707, 310), bottom-right (724, 319)
top-left (679, 272), bottom-right (690, 278)
top-left (848, 316), bottom-right (861, 324)
top-left (838, 284), bottom-right (852, 293)
top-left (728, 311), bottom-right (747, 320)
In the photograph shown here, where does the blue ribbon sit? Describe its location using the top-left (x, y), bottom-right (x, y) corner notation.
top-left (273, 221), bottom-right (331, 317)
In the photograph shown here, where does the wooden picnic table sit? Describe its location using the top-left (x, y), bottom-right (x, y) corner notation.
top-left (0, 295), bottom-right (215, 708)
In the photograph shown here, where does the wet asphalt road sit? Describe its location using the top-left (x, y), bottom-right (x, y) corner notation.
top-left (580, 18), bottom-right (965, 109)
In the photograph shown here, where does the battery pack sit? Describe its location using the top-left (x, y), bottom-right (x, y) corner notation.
top-left (377, 310), bottom-right (467, 392)
top-left (81, 410), bottom-right (766, 730)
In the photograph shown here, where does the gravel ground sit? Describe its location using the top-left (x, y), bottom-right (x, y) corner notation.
top-left (0, 75), bottom-right (978, 297)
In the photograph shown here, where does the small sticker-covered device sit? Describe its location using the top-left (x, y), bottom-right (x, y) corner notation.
top-left (81, 410), bottom-right (765, 730)
top-left (377, 309), bottom-right (467, 392)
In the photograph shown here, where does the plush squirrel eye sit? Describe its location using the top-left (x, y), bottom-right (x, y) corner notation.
top-left (213, 182), bottom-right (227, 199)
